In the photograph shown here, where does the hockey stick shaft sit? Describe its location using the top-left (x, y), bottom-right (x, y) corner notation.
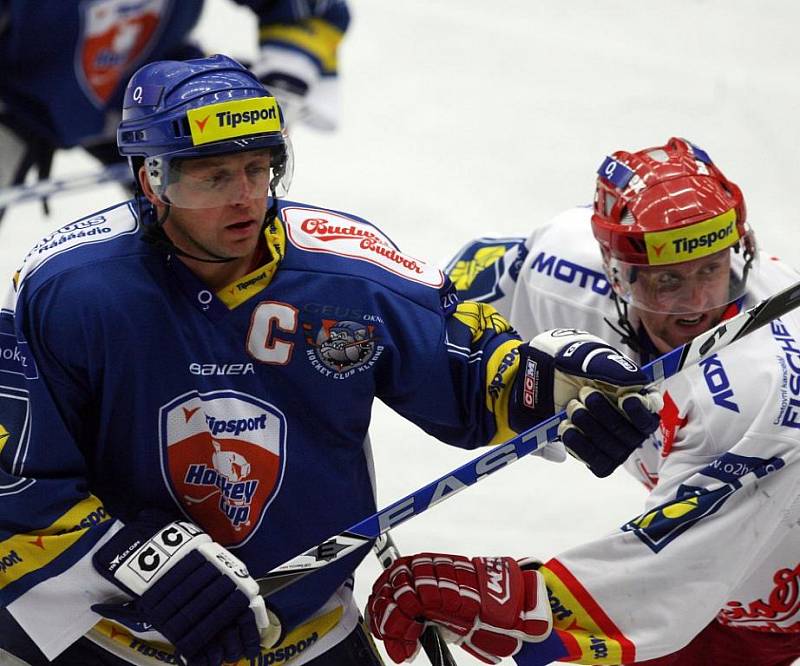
top-left (373, 533), bottom-right (458, 666)
top-left (257, 279), bottom-right (800, 597)
top-left (0, 163), bottom-right (132, 210)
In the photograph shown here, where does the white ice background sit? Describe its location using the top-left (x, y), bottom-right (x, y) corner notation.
top-left (1, 2), bottom-right (799, 664)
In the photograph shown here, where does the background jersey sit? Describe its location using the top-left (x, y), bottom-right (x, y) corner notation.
top-left (0, 199), bottom-right (523, 664)
top-left (0, 0), bottom-right (349, 147)
top-left (447, 207), bottom-right (800, 663)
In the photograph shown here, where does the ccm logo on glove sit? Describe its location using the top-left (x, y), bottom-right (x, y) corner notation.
top-left (93, 516), bottom-right (282, 665)
top-left (511, 329), bottom-right (662, 477)
top-left (483, 557), bottom-right (512, 604)
top-left (108, 522), bottom-right (205, 586)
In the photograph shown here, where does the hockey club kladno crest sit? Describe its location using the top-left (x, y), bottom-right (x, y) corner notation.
top-left (304, 319), bottom-right (383, 379)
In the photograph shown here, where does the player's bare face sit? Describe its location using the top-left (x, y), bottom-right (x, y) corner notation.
top-left (162, 151), bottom-right (270, 262)
top-left (632, 252), bottom-right (732, 354)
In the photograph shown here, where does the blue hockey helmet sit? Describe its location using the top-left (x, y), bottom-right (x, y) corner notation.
top-left (117, 54), bottom-right (293, 210)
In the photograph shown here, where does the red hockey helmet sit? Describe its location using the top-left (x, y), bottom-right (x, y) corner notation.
top-left (591, 138), bottom-right (756, 314)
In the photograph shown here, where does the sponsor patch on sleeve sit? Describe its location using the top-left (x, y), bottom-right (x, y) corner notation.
top-left (283, 207), bottom-right (444, 287)
top-left (540, 559), bottom-right (636, 664)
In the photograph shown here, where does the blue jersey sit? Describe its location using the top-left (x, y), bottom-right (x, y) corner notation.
top-left (0, 199), bottom-right (524, 662)
top-left (0, 0), bottom-right (349, 147)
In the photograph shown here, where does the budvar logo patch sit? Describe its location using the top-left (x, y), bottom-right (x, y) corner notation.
top-left (283, 206), bottom-right (445, 288)
top-left (160, 390), bottom-right (286, 546)
top-left (644, 209), bottom-right (739, 265)
top-left (187, 98), bottom-right (281, 146)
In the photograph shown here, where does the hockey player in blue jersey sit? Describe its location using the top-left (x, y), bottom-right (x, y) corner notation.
top-left (0, 55), bottom-right (661, 665)
top-left (0, 0), bottom-right (350, 219)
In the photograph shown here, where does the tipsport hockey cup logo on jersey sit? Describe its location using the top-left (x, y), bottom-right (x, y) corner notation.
top-left (159, 390), bottom-right (287, 546)
top-left (303, 319), bottom-right (383, 379)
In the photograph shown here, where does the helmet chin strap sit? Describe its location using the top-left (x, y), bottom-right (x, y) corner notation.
top-left (139, 194), bottom-right (278, 264)
top-left (604, 293), bottom-right (642, 354)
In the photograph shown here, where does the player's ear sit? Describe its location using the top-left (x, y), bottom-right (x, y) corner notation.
top-left (137, 165), bottom-right (159, 205)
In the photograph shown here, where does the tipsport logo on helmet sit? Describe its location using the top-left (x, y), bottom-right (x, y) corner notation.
top-left (160, 391), bottom-right (286, 546)
top-left (186, 98), bottom-right (281, 146)
top-left (644, 209), bottom-right (739, 265)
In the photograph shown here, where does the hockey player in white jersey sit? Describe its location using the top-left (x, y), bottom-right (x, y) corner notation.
top-left (366, 138), bottom-right (800, 665)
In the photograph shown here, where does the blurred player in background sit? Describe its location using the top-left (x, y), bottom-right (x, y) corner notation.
top-left (365, 138), bottom-right (800, 665)
top-left (0, 55), bottom-right (661, 665)
top-left (0, 0), bottom-right (350, 220)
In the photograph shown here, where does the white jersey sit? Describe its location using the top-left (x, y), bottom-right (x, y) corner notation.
top-left (447, 207), bottom-right (800, 662)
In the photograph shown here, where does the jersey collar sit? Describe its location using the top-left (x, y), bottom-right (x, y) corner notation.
top-left (216, 218), bottom-right (287, 309)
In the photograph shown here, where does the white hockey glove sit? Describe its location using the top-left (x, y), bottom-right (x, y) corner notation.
top-left (92, 513), bottom-right (281, 665)
top-left (510, 328), bottom-right (662, 477)
top-left (253, 19), bottom-right (343, 131)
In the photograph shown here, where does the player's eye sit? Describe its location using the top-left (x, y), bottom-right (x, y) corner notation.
top-left (245, 163), bottom-right (269, 176)
top-left (698, 262), bottom-right (723, 279)
top-left (200, 171), bottom-right (232, 190)
top-left (653, 272), bottom-right (682, 292)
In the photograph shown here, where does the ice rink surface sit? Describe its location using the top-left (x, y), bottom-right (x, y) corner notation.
top-left (1, 2), bottom-right (799, 664)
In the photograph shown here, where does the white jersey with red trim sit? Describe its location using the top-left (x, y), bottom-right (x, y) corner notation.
top-left (446, 206), bottom-right (800, 663)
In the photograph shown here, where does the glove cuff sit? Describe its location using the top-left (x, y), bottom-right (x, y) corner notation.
top-left (253, 45), bottom-right (322, 85)
top-left (93, 519), bottom-right (210, 597)
top-left (509, 343), bottom-right (556, 433)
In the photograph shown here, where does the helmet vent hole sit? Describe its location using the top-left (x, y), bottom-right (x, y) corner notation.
top-left (171, 118), bottom-right (191, 138)
top-left (646, 149), bottom-right (669, 163)
top-left (604, 192), bottom-right (616, 216)
top-left (620, 209), bottom-right (635, 226)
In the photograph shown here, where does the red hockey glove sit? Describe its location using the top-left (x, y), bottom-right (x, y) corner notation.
top-left (367, 553), bottom-right (551, 664)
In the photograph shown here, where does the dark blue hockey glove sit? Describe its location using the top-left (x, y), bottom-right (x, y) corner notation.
top-left (91, 514), bottom-right (282, 665)
top-left (510, 328), bottom-right (662, 477)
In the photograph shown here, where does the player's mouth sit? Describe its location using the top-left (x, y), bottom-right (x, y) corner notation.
top-left (670, 312), bottom-right (712, 337)
top-left (676, 313), bottom-right (704, 326)
top-left (225, 219), bottom-right (258, 236)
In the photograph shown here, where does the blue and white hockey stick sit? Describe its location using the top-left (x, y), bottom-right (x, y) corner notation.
top-left (257, 278), bottom-right (800, 599)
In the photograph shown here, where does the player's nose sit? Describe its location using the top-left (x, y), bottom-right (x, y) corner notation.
top-left (228, 170), bottom-right (258, 205)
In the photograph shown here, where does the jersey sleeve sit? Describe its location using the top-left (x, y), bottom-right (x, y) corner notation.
top-left (444, 236), bottom-right (528, 313)
top-left (239, 0), bottom-right (351, 77)
top-left (0, 280), bottom-right (120, 660)
top-left (512, 356), bottom-right (800, 665)
top-left (376, 279), bottom-right (527, 450)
